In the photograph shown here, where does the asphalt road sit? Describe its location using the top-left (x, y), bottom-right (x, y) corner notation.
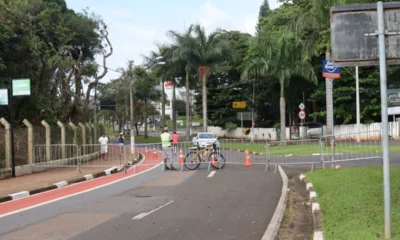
top-left (0, 164), bottom-right (282, 240)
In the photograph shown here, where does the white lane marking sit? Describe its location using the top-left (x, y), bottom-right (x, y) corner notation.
top-left (0, 160), bottom-right (160, 219)
top-left (132, 200), bottom-right (174, 220)
top-left (207, 171), bottom-right (216, 178)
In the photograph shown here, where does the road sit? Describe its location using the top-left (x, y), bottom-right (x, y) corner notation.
top-left (0, 164), bottom-right (282, 240)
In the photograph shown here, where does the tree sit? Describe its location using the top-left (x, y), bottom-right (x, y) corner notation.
top-left (167, 26), bottom-right (198, 139)
top-left (134, 66), bottom-right (161, 138)
top-left (256, 0), bottom-right (272, 34)
top-left (243, 32), bottom-right (317, 141)
top-left (175, 99), bottom-right (186, 116)
top-left (189, 24), bottom-right (233, 132)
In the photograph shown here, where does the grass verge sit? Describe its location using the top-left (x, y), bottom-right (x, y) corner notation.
top-left (220, 142), bottom-right (400, 156)
top-left (306, 167), bottom-right (400, 239)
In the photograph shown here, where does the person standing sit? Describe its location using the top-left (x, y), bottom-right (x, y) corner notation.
top-left (172, 131), bottom-right (179, 155)
top-left (160, 127), bottom-right (175, 170)
top-left (118, 133), bottom-right (125, 156)
top-left (98, 134), bottom-right (109, 160)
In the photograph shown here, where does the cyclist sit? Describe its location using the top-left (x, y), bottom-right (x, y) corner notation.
top-left (160, 127), bottom-right (175, 170)
top-left (118, 133), bottom-right (124, 156)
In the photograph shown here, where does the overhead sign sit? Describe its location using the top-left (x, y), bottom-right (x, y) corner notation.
top-left (298, 110), bottom-right (306, 120)
top-left (232, 101), bottom-right (246, 109)
top-left (0, 89), bottom-right (8, 105)
top-left (12, 79), bottom-right (31, 96)
top-left (299, 103), bottom-right (305, 110)
top-left (322, 60), bottom-right (341, 79)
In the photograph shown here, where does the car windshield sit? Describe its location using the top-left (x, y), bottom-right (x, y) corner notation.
top-left (198, 133), bottom-right (215, 139)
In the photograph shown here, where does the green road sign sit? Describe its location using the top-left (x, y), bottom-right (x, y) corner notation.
top-left (12, 79), bottom-right (31, 96)
top-left (0, 89), bottom-right (8, 105)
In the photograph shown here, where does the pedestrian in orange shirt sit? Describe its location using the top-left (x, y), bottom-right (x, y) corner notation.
top-left (172, 131), bottom-right (179, 155)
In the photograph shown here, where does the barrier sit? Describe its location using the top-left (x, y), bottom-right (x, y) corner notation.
top-left (33, 144), bottom-right (80, 167)
top-left (320, 131), bottom-right (382, 167)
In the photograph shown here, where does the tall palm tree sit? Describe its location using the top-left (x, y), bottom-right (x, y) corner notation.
top-left (167, 26), bottom-right (197, 140)
top-left (243, 33), bottom-right (317, 141)
top-left (189, 24), bottom-right (233, 132)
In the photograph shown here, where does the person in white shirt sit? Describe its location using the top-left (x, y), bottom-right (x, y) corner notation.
top-left (98, 134), bottom-right (109, 160)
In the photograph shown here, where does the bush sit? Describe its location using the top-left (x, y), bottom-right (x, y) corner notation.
top-left (272, 122), bottom-right (280, 128)
top-left (225, 122), bottom-right (238, 131)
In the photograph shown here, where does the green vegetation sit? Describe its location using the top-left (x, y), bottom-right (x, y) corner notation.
top-left (133, 136), bottom-right (161, 144)
top-left (306, 167), bottom-right (400, 239)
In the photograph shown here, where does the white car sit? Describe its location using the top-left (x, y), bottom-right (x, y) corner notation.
top-left (192, 132), bottom-right (220, 149)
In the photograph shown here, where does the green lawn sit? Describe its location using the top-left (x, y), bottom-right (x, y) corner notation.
top-left (220, 142), bottom-right (400, 156)
top-left (306, 167), bottom-right (400, 239)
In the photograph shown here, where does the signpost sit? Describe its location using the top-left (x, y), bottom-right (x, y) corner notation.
top-left (3, 78), bottom-right (31, 177)
top-left (299, 103), bottom-right (305, 110)
top-left (232, 101), bottom-right (246, 109)
top-left (331, 2), bottom-right (400, 237)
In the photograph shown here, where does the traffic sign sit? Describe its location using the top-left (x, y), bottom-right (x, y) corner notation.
top-left (12, 79), bottom-right (31, 96)
top-left (299, 103), bottom-right (305, 110)
top-left (322, 60), bottom-right (341, 79)
top-left (232, 101), bottom-right (246, 109)
top-left (0, 89), bottom-right (8, 105)
top-left (298, 110), bottom-right (306, 120)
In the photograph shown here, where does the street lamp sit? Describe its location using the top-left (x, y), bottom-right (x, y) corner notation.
top-left (233, 80), bottom-right (256, 142)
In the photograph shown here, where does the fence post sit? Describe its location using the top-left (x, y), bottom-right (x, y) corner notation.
top-left (23, 119), bottom-right (33, 164)
top-left (93, 123), bottom-right (97, 146)
top-left (57, 121), bottom-right (66, 160)
top-left (69, 122), bottom-right (78, 145)
top-left (41, 120), bottom-right (51, 162)
top-left (78, 123), bottom-right (86, 155)
top-left (0, 118), bottom-right (11, 168)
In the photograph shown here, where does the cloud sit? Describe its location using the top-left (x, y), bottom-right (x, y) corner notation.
top-left (198, 1), bottom-right (257, 35)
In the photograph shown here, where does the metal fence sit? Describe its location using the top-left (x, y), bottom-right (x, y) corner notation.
top-left (33, 144), bottom-right (79, 167)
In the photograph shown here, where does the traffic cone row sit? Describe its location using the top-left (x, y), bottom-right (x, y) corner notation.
top-left (244, 148), bottom-right (253, 167)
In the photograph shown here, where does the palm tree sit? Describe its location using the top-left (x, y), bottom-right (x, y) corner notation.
top-left (189, 24), bottom-right (233, 132)
top-left (243, 33), bottom-right (317, 141)
top-left (167, 26), bottom-right (197, 140)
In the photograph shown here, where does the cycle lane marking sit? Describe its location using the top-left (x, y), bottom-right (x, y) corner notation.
top-left (132, 200), bottom-right (174, 220)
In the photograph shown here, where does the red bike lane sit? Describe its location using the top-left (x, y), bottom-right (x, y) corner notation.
top-left (0, 149), bottom-right (163, 216)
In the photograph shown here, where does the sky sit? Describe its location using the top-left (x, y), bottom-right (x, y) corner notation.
top-left (66, 0), bottom-right (282, 83)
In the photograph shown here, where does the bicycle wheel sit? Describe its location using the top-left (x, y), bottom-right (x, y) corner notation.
top-left (185, 152), bottom-right (201, 170)
top-left (208, 151), bottom-right (225, 169)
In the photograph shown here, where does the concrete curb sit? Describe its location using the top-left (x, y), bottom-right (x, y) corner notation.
top-left (262, 165), bottom-right (288, 240)
top-left (299, 174), bottom-right (324, 240)
top-left (0, 153), bottom-right (144, 204)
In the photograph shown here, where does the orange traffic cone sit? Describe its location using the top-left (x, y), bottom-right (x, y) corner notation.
top-left (152, 149), bottom-right (158, 159)
top-left (244, 149), bottom-right (253, 167)
top-left (179, 150), bottom-right (184, 164)
top-left (145, 147), bottom-right (149, 157)
top-left (211, 154), bottom-right (218, 167)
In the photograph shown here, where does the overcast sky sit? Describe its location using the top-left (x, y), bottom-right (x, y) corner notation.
top-left (66, 0), bottom-right (281, 83)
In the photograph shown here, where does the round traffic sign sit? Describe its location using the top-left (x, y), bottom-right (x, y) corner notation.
top-left (298, 110), bottom-right (306, 120)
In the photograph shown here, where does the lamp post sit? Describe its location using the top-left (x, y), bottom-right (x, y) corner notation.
top-left (234, 80), bottom-right (255, 142)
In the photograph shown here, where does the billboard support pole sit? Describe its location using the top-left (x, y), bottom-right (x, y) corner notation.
top-left (377, 2), bottom-right (391, 238)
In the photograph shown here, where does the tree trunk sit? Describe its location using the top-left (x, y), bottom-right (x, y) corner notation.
top-left (144, 98), bottom-right (148, 138)
top-left (312, 100), bottom-right (317, 123)
top-left (202, 74), bottom-right (207, 132)
top-left (280, 83), bottom-right (286, 142)
top-left (185, 70), bottom-right (191, 141)
top-left (172, 79), bottom-right (177, 131)
top-left (161, 79), bottom-right (166, 129)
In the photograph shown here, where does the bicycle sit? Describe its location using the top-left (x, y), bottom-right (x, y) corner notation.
top-left (184, 142), bottom-right (225, 170)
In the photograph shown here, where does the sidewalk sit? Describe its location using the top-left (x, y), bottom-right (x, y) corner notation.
top-left (0, 154), bottom-right (127, 197)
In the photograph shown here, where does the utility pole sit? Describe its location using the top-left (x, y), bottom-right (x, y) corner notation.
top-left (356, 66), bottom-right (361, 143)
top-left (251, 79), bottom-right (255, 142)
top-left (130, 81), bottom-right (135, 155)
